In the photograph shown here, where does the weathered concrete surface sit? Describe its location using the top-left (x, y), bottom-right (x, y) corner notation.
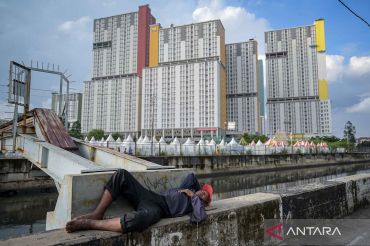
top-left (274, 173), bottom-right (370, 221)
top-left (330, 173), bottom-right (370, 213)
top-left (278, 181), bottom-right (348, 219)
top-left (46, 169), bottom-right (191, 231)
top-left (144, 153), bottom-right (370, 175)
top-left (2, 193), bottom-right (281, 246)
top-left (0, 157), bottom-right (54, 192)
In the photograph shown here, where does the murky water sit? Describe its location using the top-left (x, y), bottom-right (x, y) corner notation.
top-left (1, 162), bottom-right (370, 240)
top-left (0, 190), bottom-right (57, 240)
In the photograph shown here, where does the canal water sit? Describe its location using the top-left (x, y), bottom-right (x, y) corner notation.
top-left (1, 162), bottom-right (370, 240)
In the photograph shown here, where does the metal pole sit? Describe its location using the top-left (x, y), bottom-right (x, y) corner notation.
top-left (23, 68), bottom-right (31, 133)
top-left (11, 65), bottom-right (18, 152)
top-left (151, 94), bottom-right (154, 156)
top-left (65, 78), bottom-right (69, 129)
top-left (59, 75), bottom-right (63, 116)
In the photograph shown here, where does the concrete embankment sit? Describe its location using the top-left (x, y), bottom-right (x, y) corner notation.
top-left (144, 152), bottom-right (370, 177)
top-left (2, 172), bottom-right (370, 245)
top-left (2, 153), bottom-right (370, 193)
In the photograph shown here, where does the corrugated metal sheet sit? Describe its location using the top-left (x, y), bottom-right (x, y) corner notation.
top-left (34, 109), bottom-right (77, 150)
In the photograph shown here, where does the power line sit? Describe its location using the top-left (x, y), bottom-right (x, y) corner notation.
top-left (0, 84), bottom-right (57, 92)
top-left (337, 0), bottom-right (370, 28)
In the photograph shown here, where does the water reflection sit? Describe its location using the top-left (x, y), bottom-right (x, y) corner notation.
top-left (199, 163), bottom-right (370, 201)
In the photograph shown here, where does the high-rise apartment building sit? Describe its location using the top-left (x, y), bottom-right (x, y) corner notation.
top-left (265, 19), bottom-right (332, 137)
top-left (81, 5), bottom-right (155, 135)
top-left (258, 59), bottom-right (265, 134)
top-left (258, 60), bottom-right (265, 117)
top-left (51, 92), bottom-right (83, 127)
top-left (226, 40), bottom-right (260, 134)
top-left (141, 20), bottom-right (227, 138)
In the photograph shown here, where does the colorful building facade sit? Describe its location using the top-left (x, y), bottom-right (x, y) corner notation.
top-left (265, 19), bottom-right (332, 137)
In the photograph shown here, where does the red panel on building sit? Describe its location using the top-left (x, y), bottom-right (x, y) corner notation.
top-left (137, 5), bottom-right (156, 77)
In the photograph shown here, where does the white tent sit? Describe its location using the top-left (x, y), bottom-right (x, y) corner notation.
top-left (158, 137), bottom-right (168, 155)
top-left (151, 136), bottom-right (159, 155)
top-left (207, 139), bottom-right (216, 155)
top-left (137, 136), bottom-right (143, 144)
top-left (182, 138), bottom-right (196, 155)
top-left (217, 138), bottom-right (227, 154)
top-left (159, 136), bottom-right (166, 144)
top-left (104, 134), bottom-right (115, 148)
top-left (89, 136), bottom-right (96, 145)
top-left (196, 138), bottom-right (207, 155)
top-left (121, 134), bottom-right (135, 154)
top-left (169, 137), bottom-right (181, 155)
top-left (84, 136), bottom-right (89, 142)
top-left (125, 134), bottom-right (134, 142)
top-left (152, 136), bottom-right (158, 144)
top-left (218, 139), bottom-right (226, 146)
top-left (138, 136), bottom-right (151, 156)
top-left (227, 138), bottom-right (245, 154)
top-left (171, 137), bottom-right (180, 145)
top-left (114, 137), bottom-right (122, 151)
top-left (99, 137), bottom-right (105, 147)
top-left (254, 140), bottom-right (265, 155)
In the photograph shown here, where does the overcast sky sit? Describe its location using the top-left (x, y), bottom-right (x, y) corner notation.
top-left (0, 0), bottom-right (369, 137)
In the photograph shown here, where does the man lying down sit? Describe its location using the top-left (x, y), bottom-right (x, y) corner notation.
top-left (66, 169), bottom-right (213, 233)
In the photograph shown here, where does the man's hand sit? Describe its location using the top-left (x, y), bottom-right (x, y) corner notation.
top-left (178, 189), bottom-right (194, 197)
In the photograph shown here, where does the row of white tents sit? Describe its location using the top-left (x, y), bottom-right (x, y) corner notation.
top-left (84, 134), bottom-right (333, 156)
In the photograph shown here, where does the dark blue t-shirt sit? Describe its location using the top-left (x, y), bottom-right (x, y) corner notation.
top-left (162, 173), bottom-right (207, 223)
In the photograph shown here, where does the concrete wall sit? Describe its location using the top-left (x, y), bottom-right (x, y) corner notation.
top-left (3, 172), bottom-right (370, 245)
top-left (144, 153), bottom-right (370, 175)
top-left (0, 157), bottom-right (54, 192)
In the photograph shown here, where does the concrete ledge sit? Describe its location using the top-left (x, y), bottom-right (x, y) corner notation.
top-left (278, 181), bottom-right (348, 219)
top-left (330, 173), bottom-right (370, 213)
top-left (2, 193), bottom-right (281, 246)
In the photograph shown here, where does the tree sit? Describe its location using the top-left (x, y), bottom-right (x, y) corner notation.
top-left (111, 132), bottom-right (122, 140)
top-left (69, 121), bottom-right (83, 139)
top-left (242, 133), bottom-right (269, 144)
top-left (343, 121), bottom-right (356, 143)
top-left (309, 135), bottom-right (340, 144)
top-left (88, 129), bottom-right (105, 140)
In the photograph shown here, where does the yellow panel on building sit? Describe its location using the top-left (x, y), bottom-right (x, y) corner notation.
top-left (149, 24), bottom-right (160, 67)
top-left (318, 79), bottom-right (329, 100)
top-left (314, 19), bottom-right (326, 52)
top-left (220, 66), bottom-right (227, 128)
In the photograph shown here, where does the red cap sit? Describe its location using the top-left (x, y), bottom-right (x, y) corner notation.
top-left (201, 183), bottom-right (213, 203)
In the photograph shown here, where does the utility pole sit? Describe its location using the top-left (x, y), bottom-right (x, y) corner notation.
top-left (11, 65), bottom-right (18, 153)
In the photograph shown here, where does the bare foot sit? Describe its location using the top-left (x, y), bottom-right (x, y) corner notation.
top-left (73, 212), bottom-right (103, 221)
top-left (66, 219), bottom-right (91, 233)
